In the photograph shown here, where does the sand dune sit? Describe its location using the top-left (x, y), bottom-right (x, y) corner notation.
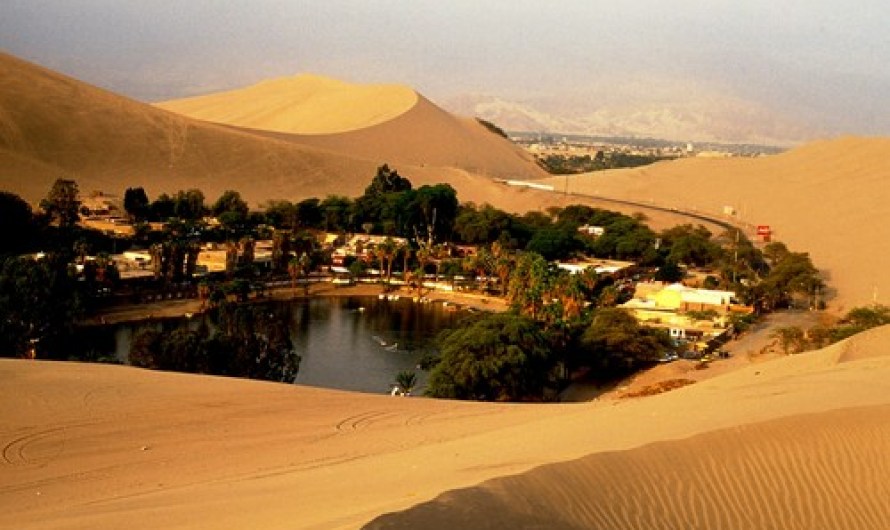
top-left (367, 406), bottom-right (889, 530)
top-left (2, 324), bottom-right (889, 529)
top-left (542, 136), bottom-right (890, 310)
top-left (158, 74), bottom-right (546, 181)
top-left (266, 94), bottom-right (546, 181)
top-left (156, 74), bottom-right (419, 135)
top-left (0, 52), bottom-right (383, 205)
top-left (0, 53), bottom-right (542, 209)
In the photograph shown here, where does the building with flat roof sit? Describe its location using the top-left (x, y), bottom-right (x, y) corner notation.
top-left (621, 282), bottom-right (753, 352)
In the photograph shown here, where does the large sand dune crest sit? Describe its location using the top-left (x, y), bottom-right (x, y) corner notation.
top-left (269, 94), bottom-right (546, 181)
top-left (158, 74), bottom-right (546, 181)
top-left (156, 74), bottom-right (419, 135)
top-left (2, 324), bottom-right (889, 529)
top-left (0, 52), bottom-right (386, 204)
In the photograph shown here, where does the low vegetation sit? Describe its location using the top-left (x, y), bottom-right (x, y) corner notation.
top-left (770, 304), bottom-right (890, 355)
top-left (536, 152), bottom-right (672, 174)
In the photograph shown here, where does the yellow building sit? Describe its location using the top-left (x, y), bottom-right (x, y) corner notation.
top-left (621, 283), bottom-right (753, 351)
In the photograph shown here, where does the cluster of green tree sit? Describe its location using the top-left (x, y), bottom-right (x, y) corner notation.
top-left (771, 305), bottom-right (890, 355)
top-left (1, 170), bottom-right (825, 402)
top-left (454, 203), bottom-right (656, 262)
top-left (118, 169), bottom-right (723, 274)
top-left (746, 242), bottom-right (824, 311)
top-left (422, 223), bottom-right (822, 401)
top-left (1, 191), bottom-right (41, 256)
top-left (125, 186), bottom-right (259, 237)
top-left (644, 225), bottom-right (821, 312)
top-left (536, 152), bottom-right (672, 175)
top-left (0, 180), bottom-right (137, 359)
top-left (129, 302), bottom-right (299, 383)
top-left (0, 253), bottom-right (88, 358)
top-left (425, 241), bottom-right (678, 401)
top-left (120, 167), bottom-right (658, 268)
top-left (2, 181), bottom-right (123, 258)
top-left (426, 306), bottom-right (673, 401)
top-left (124, 165), bottom-right (456, 247)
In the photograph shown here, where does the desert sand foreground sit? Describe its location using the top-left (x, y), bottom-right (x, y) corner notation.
top-left (2, 325), bottom-right (889, 529)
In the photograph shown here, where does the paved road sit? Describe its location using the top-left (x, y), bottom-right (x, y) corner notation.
top-left (559, 187), bottom-right (744, 233)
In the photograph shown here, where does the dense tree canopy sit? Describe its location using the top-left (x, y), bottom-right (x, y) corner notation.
top-left (173, 189), bottom-right (206, 220)
top-left (212, 190), bottom-right (249, 218)
top-left (427, 312), bottom-right (555, 401)
top-left (123, 187), bottom-right (150, 221)
top-left (579, 308), bottom-right (673, 375)
top-left (40, 178), bottom-right (80, 228)
top-left (319, 195), bottom-right (353, 232)
top-left (413, 184), bottom-right (458, 244)
top-left (453, 203), bottom-right (526, 246)
top-left (660, 224), bottom-right (722, 267)
top-left (747, 244), bottom-right (823, 310)
top-left (0, 254), bottom-right (86, 359)
top-left (150, 193), bottom-right (176, 221)
top-left (364, 164), bottom-right (412, 196)
top-left (525, 226), bottom-right (579, 261)
top-left (0, 192), bottom-right (37, 255)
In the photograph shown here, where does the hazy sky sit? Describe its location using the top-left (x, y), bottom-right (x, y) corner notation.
top-left (3, 1), bottom-right (890, 137)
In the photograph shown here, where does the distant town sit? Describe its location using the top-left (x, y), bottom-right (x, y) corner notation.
top-left (513, 131), bottom-right (785, 174)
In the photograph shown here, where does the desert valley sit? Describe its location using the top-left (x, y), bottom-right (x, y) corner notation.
top-left (2, 8), bottom-right (890, 528)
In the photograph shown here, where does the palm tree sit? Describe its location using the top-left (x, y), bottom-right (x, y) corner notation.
top-left (288, 256), bottom-right (301, 297)
top-left (379, 237), bottom-right (397, 284)
top-left (398, 241), bottom-right (413, 281)
top-left (430, 243), bottom-right (449, 284)
top-left (371, 244), bottom-right (386, 284)
top-left (552, 272), bottom-right (585, 322)
top-left (491, 241), bottom-right (513, 295)
top-left (394, 370), bottom-right (417, 396)
top-left (198, 280), bottom-right (211, 309)
top-left (416, 246), bottom-right (431, 285)
top-left (465, 247), bottom-right (495, 292)
top-left (298, 252), bottom-right (311, 295)
top-left (495, 254), bottom-right (513, 297)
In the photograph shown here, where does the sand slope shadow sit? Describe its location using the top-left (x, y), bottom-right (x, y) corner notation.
top-left (365, 405), bottom-right (890, 530)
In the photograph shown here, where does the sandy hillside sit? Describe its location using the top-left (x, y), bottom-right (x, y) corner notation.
top-left (156, 75), bottom-right (419, 135)
top-left (0, 53), bottom-right (542, 209)
top-left (2, 325), bottom-right (888, 529)
top-left (158, 74), bottom-right (546, 181)
top-left (0, 52), bottom-right (726, 231)
top-left (541, 137), bottom-right (890, 310)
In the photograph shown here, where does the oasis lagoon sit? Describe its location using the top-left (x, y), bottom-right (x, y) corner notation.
top-left (101, 296), bottom-right (467, 394)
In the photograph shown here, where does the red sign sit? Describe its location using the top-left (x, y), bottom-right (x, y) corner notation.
top-left (756, 225), bottom-right (771, 236)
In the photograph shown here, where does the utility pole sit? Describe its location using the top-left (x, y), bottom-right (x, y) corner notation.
top-left (732, 228), bottom-right (739, 285)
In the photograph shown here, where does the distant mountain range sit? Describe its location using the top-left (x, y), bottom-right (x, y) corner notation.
top-left (442, 92), bottom-right (821, 147)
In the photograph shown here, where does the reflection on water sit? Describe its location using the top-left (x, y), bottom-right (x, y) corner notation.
top-left (103, 296), bottom-right (463, 394)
